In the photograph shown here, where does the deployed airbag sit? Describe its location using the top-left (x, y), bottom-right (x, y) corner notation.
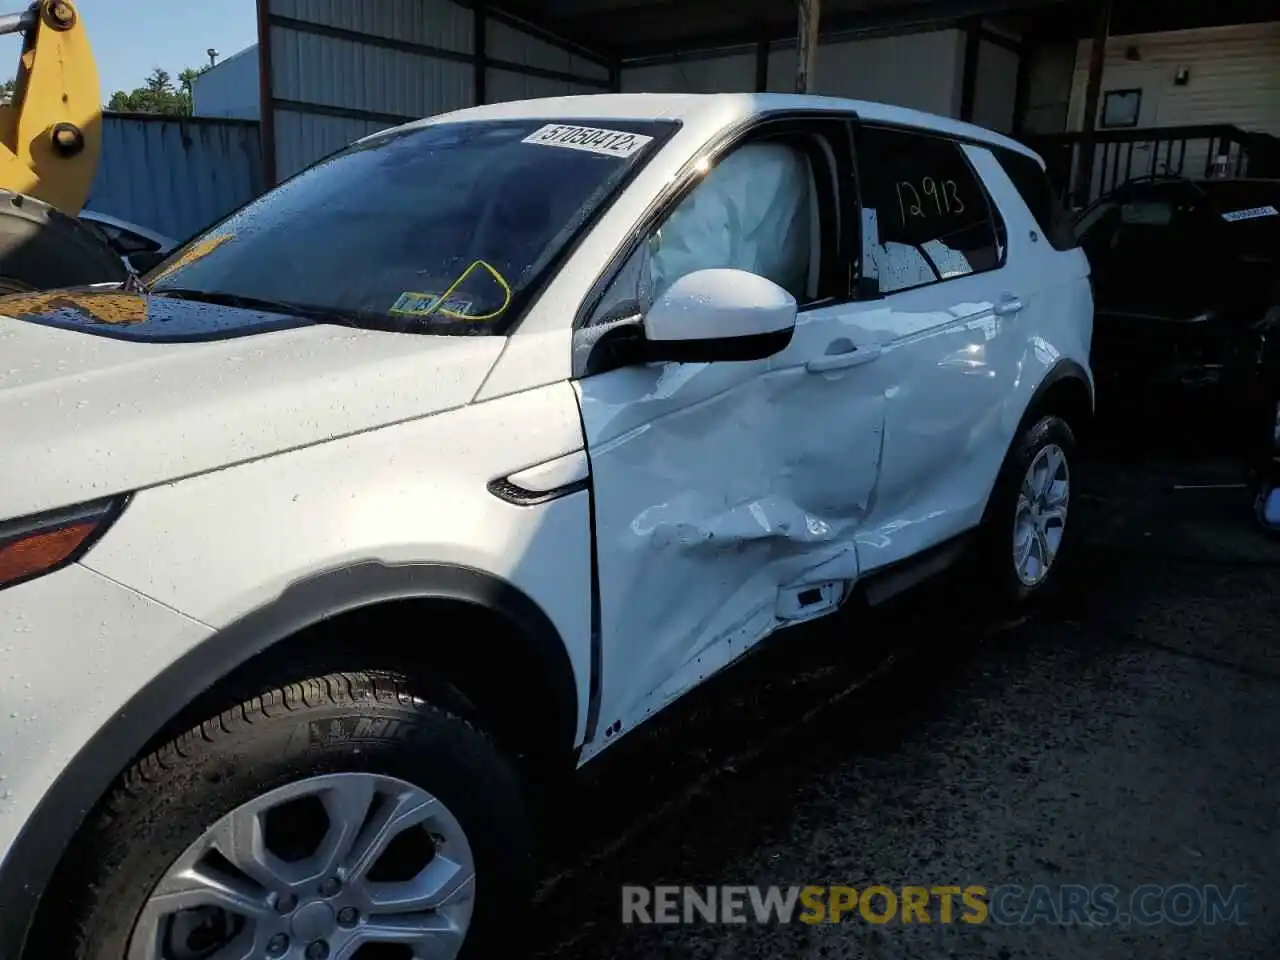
top-left (648, 143), bottom-right (812, 302)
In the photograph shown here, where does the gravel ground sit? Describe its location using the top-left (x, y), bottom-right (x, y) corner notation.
top-left (527, 449), bottom-right (1280, 959)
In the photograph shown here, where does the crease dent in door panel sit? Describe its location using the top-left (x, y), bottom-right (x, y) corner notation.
top-left (580, 357), bottom-right (886, 726)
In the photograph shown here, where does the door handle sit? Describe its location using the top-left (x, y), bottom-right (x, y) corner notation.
top-left (993, 295), bottom-right (1024, 317)
top-left (806, 344), bottom-right (882, 373)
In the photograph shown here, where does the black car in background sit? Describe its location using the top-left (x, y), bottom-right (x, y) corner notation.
top-left (1075, 176), bottom-right (1280, 444)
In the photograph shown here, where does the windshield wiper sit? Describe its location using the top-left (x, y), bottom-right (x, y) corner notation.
top-left (148, 288), bottom-right (358, 326)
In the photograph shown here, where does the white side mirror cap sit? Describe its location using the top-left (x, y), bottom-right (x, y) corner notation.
top-left (643, 268), bottom-right (797, 363)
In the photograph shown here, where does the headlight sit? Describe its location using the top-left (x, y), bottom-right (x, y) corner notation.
top-left (0, 497), bottom-right (127, 591)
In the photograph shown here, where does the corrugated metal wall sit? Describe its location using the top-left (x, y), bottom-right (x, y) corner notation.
top-left (972, 38), bottom-right (1019, 133)
top-left (1066, 22), bottom-right (1280, 135)
top-left (264, 0), bottom-right (612, 181)
top-left (620, 29), bottom-right (966, 119)
top-left (1022, 43), bottom-right (1075, 135)
top-left (85, 114), bottom-right (264, 241)
top-left (621, 51), bottom-right (755, 94)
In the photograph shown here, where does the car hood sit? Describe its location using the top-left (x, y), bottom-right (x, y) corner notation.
top-left (0, 291), bottom-right (506, 519)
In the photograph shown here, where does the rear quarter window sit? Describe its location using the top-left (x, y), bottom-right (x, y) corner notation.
top-left (993, 148), bottom-right (1077, 251)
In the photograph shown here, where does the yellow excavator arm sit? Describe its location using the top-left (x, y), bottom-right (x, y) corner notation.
top-left (0, 0), bottom-right (100, 217)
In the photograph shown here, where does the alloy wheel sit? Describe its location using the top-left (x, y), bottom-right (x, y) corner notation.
top-left (129, 772), bottom-right (476, 960)
top-left (1012, 443), bottom-right (1070, 587)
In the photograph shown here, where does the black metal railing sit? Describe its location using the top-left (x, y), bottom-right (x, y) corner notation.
top-left (1023, 125), bottom-right (1280, 208)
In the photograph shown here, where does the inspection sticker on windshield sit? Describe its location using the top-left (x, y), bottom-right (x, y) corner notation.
top-left (389, 291), bottom-right (473, 318)
top-left (1221, 205), bottom-right (1279, 222)
top-left (521, 124), bottom-right (653, 159)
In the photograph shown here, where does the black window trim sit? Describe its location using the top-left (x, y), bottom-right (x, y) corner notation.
top-left (990, 144), bottom-right (1079, 252)
top-left (851, 120), bottom-right (1009, 299)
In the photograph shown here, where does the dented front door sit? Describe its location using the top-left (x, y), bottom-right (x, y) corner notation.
top-left (576, 306), bottom-right (886, 743)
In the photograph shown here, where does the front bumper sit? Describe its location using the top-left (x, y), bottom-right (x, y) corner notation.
top-left (0, 562), bottom-right (212, 956)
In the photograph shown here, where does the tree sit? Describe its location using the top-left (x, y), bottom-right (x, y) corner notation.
top-left (0, 78), bottom-right (14, 107)
top-left (106, 65), bottom-right (207, 116)
top-left (178, 68), bottom-right (201, 96)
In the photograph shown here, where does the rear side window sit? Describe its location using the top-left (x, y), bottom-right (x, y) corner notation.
top-left (993, 148), bottom-right (1077, 251)
top-left (857, 125), bottom-right (1005, 295)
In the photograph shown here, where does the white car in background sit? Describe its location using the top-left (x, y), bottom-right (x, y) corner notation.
top-left (0, 93), bottom-right (1092, 959)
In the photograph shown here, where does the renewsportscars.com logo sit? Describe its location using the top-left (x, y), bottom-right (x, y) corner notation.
top-left (622, 884), bottom-right (1250, 927)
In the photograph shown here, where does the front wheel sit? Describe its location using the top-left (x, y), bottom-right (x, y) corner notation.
top-left (45, 671), bottom-right (534, 960)
top-left (980, 414), bottom-right (1079, 605)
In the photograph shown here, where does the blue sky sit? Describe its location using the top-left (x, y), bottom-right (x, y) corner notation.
top-left (0, 0), bottom-right (259, 96)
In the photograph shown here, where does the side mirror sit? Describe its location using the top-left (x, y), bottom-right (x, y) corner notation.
top-left (642, 268), bottom-right (798, 363)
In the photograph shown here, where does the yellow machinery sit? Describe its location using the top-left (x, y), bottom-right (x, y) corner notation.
top-left (0, 0), bottom-right (125, 292)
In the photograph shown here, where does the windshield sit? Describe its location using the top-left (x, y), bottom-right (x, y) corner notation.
top-left (144, 118), bottom-right (676, 334)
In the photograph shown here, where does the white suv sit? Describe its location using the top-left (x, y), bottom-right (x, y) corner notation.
top-left (0, 93), bottom-right (1092, 959)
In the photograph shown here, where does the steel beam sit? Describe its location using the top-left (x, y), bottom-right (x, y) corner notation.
top-left (796, 0), bottom-right (823, 92)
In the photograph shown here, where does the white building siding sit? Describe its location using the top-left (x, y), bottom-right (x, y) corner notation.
top-left (1066, 22), bottom-right (1280, 135)
top-left (191, 46), bottom-right (261, 121)
top-left (621, 28), bottom-right (966, 118)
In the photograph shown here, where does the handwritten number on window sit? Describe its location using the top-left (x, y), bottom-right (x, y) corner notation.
top-left (894, 178), bottom-right (965, 226)
top-left (943, 179), bottom-right (965, 214)
top-left (895, 181), bottom-right (923, 224)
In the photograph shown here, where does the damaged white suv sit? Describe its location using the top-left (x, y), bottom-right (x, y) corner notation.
top-left (0, 93), bottom-right (1092, 959)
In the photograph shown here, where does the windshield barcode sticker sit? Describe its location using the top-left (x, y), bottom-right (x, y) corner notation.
top-left (522, 124), bottom-right (653, 159)
top-left (1221, 205), bottom-right (1279, 222)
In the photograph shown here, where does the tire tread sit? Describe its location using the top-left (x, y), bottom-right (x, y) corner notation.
top-left (40, 670), bottom-right (523, 960)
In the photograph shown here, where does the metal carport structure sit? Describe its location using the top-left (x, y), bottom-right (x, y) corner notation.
top-left (254, 0), bottom-right (1062, 181)
top-left (255, 0), bottom-right (1280, 195)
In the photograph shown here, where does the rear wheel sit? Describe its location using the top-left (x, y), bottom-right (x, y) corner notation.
top-left (46, 672), bottom-right (533, 960)
top-left (0, 190), bottom-right (127, 292)
top-left (979, 414), bottom-right (1079, 605)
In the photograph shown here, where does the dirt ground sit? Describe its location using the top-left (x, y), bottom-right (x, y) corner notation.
top-left (528, 443), bottom-right (1280, 959)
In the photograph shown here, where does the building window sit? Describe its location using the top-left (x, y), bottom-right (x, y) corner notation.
top-left (1100, 88), bottom-right (1142, 129)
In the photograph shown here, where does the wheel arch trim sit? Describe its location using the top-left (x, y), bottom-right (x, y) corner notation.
top-left (1029, 358), bottom-right (1095, 418)
top-left (0, 560), bottom-right (577, 958)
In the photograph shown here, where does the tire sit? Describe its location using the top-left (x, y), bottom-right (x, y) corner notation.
top-left (46, 671), bottom-right (533, 960)
top-left (0, 191), bottom-right (127, 293)
top-left (978, 414), bottom-right (1080, 606)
